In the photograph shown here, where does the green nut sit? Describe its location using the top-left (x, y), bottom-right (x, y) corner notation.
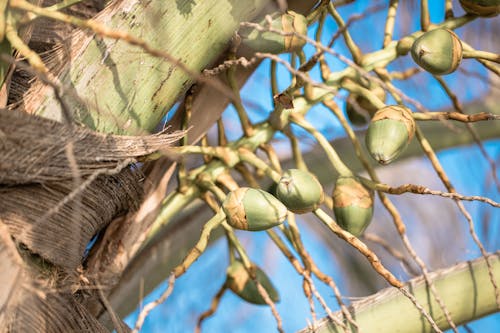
top-left (366, 105), bottom-right (415, 165)
top-left (222, 187), bottom-right (287, 231)
top-left (459, 0), bottom-right (500, 17)
top-left (226, 260), bottom-right (280, 305)
top-left (332, 177), bottom-right (374, 237)
top-left (411, 28), bottom-right (463, 75)
top-left (275, 169), bottom-right (324, 214)
top-left (346, 84), bottom-right (387, 127)
top-left (241, 11), bottom-right (308, 54)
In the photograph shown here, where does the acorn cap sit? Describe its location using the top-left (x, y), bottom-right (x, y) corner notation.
top-left (275, 169), bottom-right (324, 214)
top-left (222, 188), bottom-right (287, 231)
top-left (411, 28), bottom-right (463, 75)
top-left (332, 177), bottom-right (374, 237)
top-left (459, 0), bottom-right (500, 17)
top-left (241, 11), bottom-right (308, 54)
top-left (226, 260), bottom-right (280, 305)
top-left (346, 85), bottom-right (387, 127)
top-left (366, 105), bottom-right (415, 165)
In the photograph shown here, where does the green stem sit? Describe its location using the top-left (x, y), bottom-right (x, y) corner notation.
top-left (172, 210), bottom-right (226, 277)
top-left (462, 49), bottom-right (500, 64)
top-left (340, 79), bottom-right (386, 109)
top-left (228, 64), bottom-right (254, 136)
top-left (4, 20), bottom-right (46, 73)
top-left (221, 221), bottom-right (252, 268)
top-left (383, 0), bottom-right (399, 47)
top-left (346, 15), bottom-right (475, 80)
top-left (238, 148), bottom-right (281, 182)
top-left (290, 115), bottom-right (353, 177)
top-left (327, 2), bottom-right (362, 63)
top-left (0, 0), bottom-right (7, 41)
top-left (420, 0), bottom-right (430, 31)
top-left (146, 186), bottom-right (200, 241)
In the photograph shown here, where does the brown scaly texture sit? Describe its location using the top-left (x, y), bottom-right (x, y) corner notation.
top-left (0, 222), bottom-right (109, 332)
top-left (0, 168), bottom-right (143, 269)
top-left (0, 108), bottom-right (183, 184)
top-left (1, 1), bottom-right (152, 331)
top-left (0, 107), bottom-right (182, 269)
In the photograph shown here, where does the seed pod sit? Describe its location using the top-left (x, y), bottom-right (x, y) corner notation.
top-left (411, 28), bottom-right (463, 75)
top-left (222, 187), bottom-right (287, 231)
top-left (459, 0), bottom-right (500, 17)
top-left (241, 11), bottom-right (308, 54)
top-left (346, 85), bottom-right (387, 126)
top-left (332, 177), bottom-right (374, 237)
top-left (226, 260), bottom-right (280, 305)
top-left (275, 169), bottom-right (324, 214)
top-left (366, 105), bottom-right (415, 165)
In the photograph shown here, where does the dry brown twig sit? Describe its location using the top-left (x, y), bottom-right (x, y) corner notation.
top-left (415, 126), bottom-right (500, 309)
top-left (132, 274), bottom-right (176, 333)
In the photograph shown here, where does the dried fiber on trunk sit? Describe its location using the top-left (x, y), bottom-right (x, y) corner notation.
top-left (0, 169), bottom-right (142, 269)
top-left (0, 108), bottom-right (183, 184)
top-left (0, 222), bottom-right (110, 333)
top-left (5, 289), bottom-right (110, 333)
top-left (0, 223), bottom-right (24, 327)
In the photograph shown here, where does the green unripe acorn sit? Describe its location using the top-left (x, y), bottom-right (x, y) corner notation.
top-left (226, 260), bottom-right (280, 305)
top-left (332, 177), bottom-right (374, 237)
top-left (222, 187), bottom-right (287, 231)
top-left (241, 11), bottom-right (308, 54)
top-left (275, 169), bottom-right (324, 214)
top-left (366, 105), bottom-right (415, 165)
top-left (411, 28), bottom-right (463, 75)
top-left (346, 84), bottom-right (387, 126)
top-left (459, 0), bottom-right (500, 17)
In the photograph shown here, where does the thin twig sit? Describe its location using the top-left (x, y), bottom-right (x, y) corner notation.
top-left (415, 126), bottom-right (500, 309)
top-left (268, 229), bottom-right (350, 331)
top-left (413, 111), bottom-right (500, 122)
top-left (313, 209), bottom-right (403, 288)
top-left (286, 215), bottom-right (357, 331)
top-left (363, 233), bottom-right (419, 277)
top-left (97, 287), bottom-right (130, 333)
top-left (433, 75), bottom-right (500, 192)
top-left (195, 285), bottom-right (226, 333)
top-left (132, 274), bottom-right (176, 333)
top-left (366, 181), bottom-right (500, 208)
